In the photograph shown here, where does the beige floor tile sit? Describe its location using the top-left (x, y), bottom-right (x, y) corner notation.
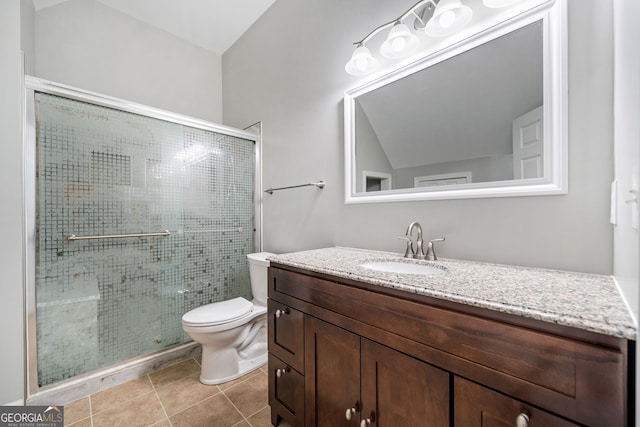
top-left (91, 376), bottom-right (154, 414)
top-left (156, 374), bottom-right (221, 416)
top-left (170, 394), bottom-right (244, 427)
top-left (232, 421), bottom-right (251, 427)
top-left (246, 406), bottom-right (273, 427)
top-left (92, 392), bottom-right (167, 427)
top-left (63, 397), bottom-right (91, 425)
top-left (149, 358), bottom-right (201, 388)
top-left (223, 372), bottom-right (268, 418)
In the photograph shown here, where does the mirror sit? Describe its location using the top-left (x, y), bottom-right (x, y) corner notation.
top-left (344, 1), bottom-right (566, 203)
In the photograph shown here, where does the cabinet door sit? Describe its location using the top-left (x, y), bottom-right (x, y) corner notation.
top-left (454, 377), bottom-right (579, 427)
top-left (269, 354), bottom-right (305, 427)
top-left (361, 339), bottom-right (450, 427)
top-left (268, 299), bottom-right (305, 373)
top-left (305, 316), bottom-right (361, 427)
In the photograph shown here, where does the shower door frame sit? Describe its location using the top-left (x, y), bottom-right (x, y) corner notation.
top-left (23, 75), bottom-right (263, 401)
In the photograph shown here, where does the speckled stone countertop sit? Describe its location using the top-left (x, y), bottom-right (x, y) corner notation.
top-left (268, 247), bottom-right (637, 340)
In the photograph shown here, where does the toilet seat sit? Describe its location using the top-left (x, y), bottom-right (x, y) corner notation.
top-left (182, 297), bottom-right (253, 327)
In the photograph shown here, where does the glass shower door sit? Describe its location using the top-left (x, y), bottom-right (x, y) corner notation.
top-left (34, 92), bottom-right (255, 387)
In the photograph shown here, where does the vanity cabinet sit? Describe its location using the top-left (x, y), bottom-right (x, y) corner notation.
top-left (267, 265), bottom-right (632, 427)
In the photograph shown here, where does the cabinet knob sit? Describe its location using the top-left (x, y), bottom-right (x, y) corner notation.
top-left (345, 402), bottom-right (360, 421)
top-left (275, 366), bottom-right (290, 378)
top-left (516, 413), bottom-right (529, 427)
top-left (275, 308), bottom-right (289, 318)
top-left (360, 419), bottom-right (372, 427)
top-left (345, 408), bottom-right (356, 421)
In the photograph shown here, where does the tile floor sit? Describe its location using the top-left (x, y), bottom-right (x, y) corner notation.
top-left (63, 357), bottom-right (274, 427)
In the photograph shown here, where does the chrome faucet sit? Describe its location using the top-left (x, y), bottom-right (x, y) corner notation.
top-left (405, 221), bottom-right (425, 259)
top-left (399, 221), bottom-right (445, 260)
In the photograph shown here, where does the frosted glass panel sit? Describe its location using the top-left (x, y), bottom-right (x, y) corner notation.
top-left (35, 93), bottom-right (255, 386)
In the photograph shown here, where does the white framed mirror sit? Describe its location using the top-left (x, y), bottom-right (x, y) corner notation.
top-left (344, 0), bottom-right (566, 203)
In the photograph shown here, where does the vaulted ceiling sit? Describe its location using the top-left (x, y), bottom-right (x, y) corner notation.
top-left (31, 0), bottom-right (277, 55)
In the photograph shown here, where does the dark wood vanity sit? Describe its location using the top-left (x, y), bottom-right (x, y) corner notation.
top-left (267, 263), bottom-right (634, 427)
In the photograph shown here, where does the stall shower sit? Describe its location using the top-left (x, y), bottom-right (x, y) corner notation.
top-left (25, 79), bottom-right (260, 398)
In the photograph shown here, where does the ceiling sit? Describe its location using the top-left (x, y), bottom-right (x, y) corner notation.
top-left (31, 0), bottom-right (277, 55)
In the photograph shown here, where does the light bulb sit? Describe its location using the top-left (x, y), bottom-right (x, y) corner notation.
top-left (380, 22), bottom-right (419, 59)
top-left (356, 57), bottom-right (368, 71)
top-left (391, 37), bottom-right (406, 52)
top-left (438, 10), bottom-right (456, 29)
top-left (424, 0), bottom-right (473, 37)
top-left (345, 45), bottom-right (379, 75)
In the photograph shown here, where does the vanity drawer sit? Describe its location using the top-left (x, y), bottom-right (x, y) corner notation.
top-left (455, 377), bottom-right (579, 427)
top-left (267, 299), bottom-right (304, 373)
top-left (269, 266), bottom-right (627, 426)
top-left (268, 354), bottom-right (304, 427)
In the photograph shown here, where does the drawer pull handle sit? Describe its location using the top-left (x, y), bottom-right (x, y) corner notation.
top-left (276, 367), bottom-right (290, 378)
top-left (345, 402), bottom-right (360, 421)
top-left (516, 413), bottom-right (529, 427)
top-left (275, 308), bottom-right (290, 318)
top-left (360, 419), bottom-right (371, 427)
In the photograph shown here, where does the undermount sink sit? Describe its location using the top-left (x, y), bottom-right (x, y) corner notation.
top-left (360, 260), bottom-right (447, 276)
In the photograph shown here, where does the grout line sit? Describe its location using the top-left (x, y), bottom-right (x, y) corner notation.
top-left (153, 375), bottom-right (223, 420)
top-left (243, 405), bottom-right (270, 423)
top-left (149, 373), bottom-right (172, 427)
top-left (88, 395), bottom-right (94, 427)
top-left (220, 388), bottom-right (252, 426)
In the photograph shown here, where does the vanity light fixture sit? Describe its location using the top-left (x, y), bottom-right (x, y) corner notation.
top-left (345, 0), bottom-right (474, 76)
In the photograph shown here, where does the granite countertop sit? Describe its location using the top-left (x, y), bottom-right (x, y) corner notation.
top-left (268, 247), bottom-right (637, 340)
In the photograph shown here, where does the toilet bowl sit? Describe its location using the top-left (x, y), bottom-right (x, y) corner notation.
top-left (181, 252), bottom-right (273, 385)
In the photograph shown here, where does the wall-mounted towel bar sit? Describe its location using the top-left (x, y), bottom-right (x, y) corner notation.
top-left (264, 181), bottom-right (325, 195)
top-left (65, 230), bottom-right (171, 242)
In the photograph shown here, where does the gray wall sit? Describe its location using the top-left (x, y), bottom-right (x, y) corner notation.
top-left (35, 0), bottom-right (223, 123)
top-left (222, 0), bottom-right (614, 275)
top-left (0, 0), bottom-right (26, 406)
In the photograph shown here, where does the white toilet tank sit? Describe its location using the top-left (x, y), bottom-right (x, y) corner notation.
top-left (247, 252), bottom-right (273, 306)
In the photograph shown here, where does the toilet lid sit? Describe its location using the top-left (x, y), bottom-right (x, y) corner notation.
top-left (182, 297), bottom-right (253, 326)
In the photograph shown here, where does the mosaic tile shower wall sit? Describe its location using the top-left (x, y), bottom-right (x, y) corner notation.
top-left (35, 93), bottom-right (255, 387)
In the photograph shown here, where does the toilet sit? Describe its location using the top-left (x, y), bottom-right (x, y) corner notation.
top-left (181, 252), bottom-right (273, 385)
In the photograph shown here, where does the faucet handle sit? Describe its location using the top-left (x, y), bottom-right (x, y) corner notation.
top-left (426, 238), bottom-right (445, 261)
top-left (397, 236), bottom-right (413, 258)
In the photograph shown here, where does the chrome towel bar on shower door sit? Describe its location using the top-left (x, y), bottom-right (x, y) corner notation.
top-left (65, 230), bottom-right (171, 242)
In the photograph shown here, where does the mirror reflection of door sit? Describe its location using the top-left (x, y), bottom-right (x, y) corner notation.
top-left (363, 171), bottom-right (392, 192)
top-left (512, 106), bottom-right (543, 179)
